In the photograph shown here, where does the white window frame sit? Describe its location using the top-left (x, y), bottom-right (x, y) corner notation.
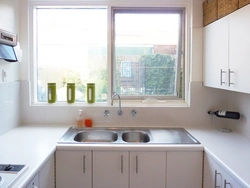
top-left (28, 0), bottom-right (191, 106)
top-left (111, 7), bottom-right (185, 100)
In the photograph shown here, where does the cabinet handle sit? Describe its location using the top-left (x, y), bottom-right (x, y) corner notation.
top-left (229, 69), bottom-right (234, 86)
top-left (215, 170), bottom-right (221, 188)
top-left (136, 156), bottom-right (138, 174)
top-left (224, 180), bottom-right (231, 188)
top-left (83, 155), bottom-right (86, 173)
top-left (220, 69), bottom-right (226, 85)
top-left (121, 155), bottom-right (123, 173)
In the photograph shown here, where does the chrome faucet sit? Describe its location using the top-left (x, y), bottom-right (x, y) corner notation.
top-left (111, 92), bottom-right (123, 116)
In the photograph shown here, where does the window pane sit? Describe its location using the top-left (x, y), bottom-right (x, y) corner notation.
top-left (36, 8), bottom-right (107, 102)
top-left (113, 10), bottom-right (183, 98)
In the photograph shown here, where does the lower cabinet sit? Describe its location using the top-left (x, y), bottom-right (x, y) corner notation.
top-left (93, 151), bottom-right (129, 188)
top-left (56, 150), bottom-right (203, 188)
top-left (26, 174), bottom-right (39, 188)
top-left (93, 150), bottom-right (166, 188)
top-left (166, 151), bottom-right (203, 188)
top-left (129, 151), bottom-right (166, 188)
top-left (56, 150), bottom-right (166, 188)
top-left (25, 154), bottom-right (55, 188)
top-left (56, 150), bottom-right (92, 188)
top-left (204, 153), bottom-right (244, 188)
top-left (39, 155), bottom-right (55, 188)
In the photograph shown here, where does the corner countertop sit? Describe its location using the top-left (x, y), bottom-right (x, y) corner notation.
top-left (187, 128), bottom-right (250, 188)
top-left (0, 125), bottom-right (250, 188)
top-left (0, 125), bottom-right (68, 188)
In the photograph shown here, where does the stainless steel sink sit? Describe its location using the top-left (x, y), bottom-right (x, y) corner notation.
top-left (122, 131), bottom-right (150, 143)
top-left (57, 127), bottom-right (200, 144)
top-left (74, 130), bottom-right (118, 142)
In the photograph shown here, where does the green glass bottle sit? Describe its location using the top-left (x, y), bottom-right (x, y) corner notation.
top-left (47, 83), bottom-right (56, 103)
top-left (67, 83), bottom-right (75, 103)
top-left (87, 83), bottom-right (95, 103)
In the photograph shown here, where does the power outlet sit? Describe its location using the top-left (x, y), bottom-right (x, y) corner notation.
top-left (2, 69), bottom-right (7, 82)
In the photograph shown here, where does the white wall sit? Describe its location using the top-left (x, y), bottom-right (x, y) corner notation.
top-left (0, 0), bottom-right (248, 139)
top-left (227, 91), bottom-right (250, 138)
top-left (0, 0), bottom-right (21, 135)
top-left (17, 0), bottom-right (230, 130)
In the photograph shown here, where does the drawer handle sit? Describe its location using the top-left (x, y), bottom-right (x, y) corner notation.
top-left (136, 156), bottom-right (138, 174)
top-left (121, 155), bottom-right (123, 173)
top-left (220, 69), bottom-right (226, 85)
top-left (224, 180), bottom-right (231, 188)
top-left (83, 155), bottom-right (86, 173)
top-left (229, 69), bottom-right (234, 86)
top-left (215, 170), bottom-right (221, 188)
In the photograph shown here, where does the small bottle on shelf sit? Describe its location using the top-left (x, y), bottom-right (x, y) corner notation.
top-left (76, 109), bottom-right (84, 128)
top-left (208, 110), bottom-right (240, 120)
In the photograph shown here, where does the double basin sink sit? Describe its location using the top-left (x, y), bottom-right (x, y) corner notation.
top-left (58, 127), bottom-right (200, 144)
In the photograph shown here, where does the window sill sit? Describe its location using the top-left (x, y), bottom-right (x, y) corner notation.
top-left (31, 100), bottom-right (189, 108)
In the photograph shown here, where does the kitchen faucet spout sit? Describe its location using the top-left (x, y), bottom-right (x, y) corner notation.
top-left (111, 92), bottom-right (123, 116)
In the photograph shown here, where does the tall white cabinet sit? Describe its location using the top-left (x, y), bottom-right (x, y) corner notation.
top-left (203, 4), bottom-right (250, 93)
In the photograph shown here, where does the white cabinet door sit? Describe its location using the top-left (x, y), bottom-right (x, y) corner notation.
top-left (56, 150), bottom-right (92, 188)
top-left (203, 16), bottom-right (229, 89)
top-left (204, 4), bottom-right (250, 94)
top-left (93, 151), bottom-right (129, 188)
top-left (204, 153), bottom-right (223, 188)
top-left (166, 151), bottom-right (203, 188)
top-left (39, 155), bottom-right (54, 188)
top-left (229, 5), bottom-right (250, 93)
top-left (26, 174), bottom-right (39, 188)
top-left (130, 151), bottom-right (166, 188)
top-left (204, 153), bottom-right (244, 188)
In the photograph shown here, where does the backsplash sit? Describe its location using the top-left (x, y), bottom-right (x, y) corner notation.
top-left (228, 91), bottom-right (250, 138)
top-left (20, 80), bottom-right (228, 129)
top-left (1, 0), bottom-right (249, 140)
top-left (0, 81), bottom-right (20, 135)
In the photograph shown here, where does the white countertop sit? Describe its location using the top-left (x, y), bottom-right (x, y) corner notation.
top-left (187, 128), bottom-right (250, 187)
top-left (0, 125), bottom-right (68, 188)
top-left (0, 125), bottom-right (249, 187)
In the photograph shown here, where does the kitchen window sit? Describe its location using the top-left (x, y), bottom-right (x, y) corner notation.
top-left (32, 5), bottom-right (185, 103)
top-left (113, 8), bottom-right (184, 99)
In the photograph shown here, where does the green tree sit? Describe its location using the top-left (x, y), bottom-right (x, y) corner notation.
top-left (140, 53), bottom-right (176, 95)
top-left (63, 69), bottom-right (86, 95)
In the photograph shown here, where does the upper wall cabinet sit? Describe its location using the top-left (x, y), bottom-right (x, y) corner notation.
top-left (229, 4), bottom-right (250, 93)
top-left (203, 15), bottom-right (229, 90)
top-left (203, 4), bottom-right (250, 93)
